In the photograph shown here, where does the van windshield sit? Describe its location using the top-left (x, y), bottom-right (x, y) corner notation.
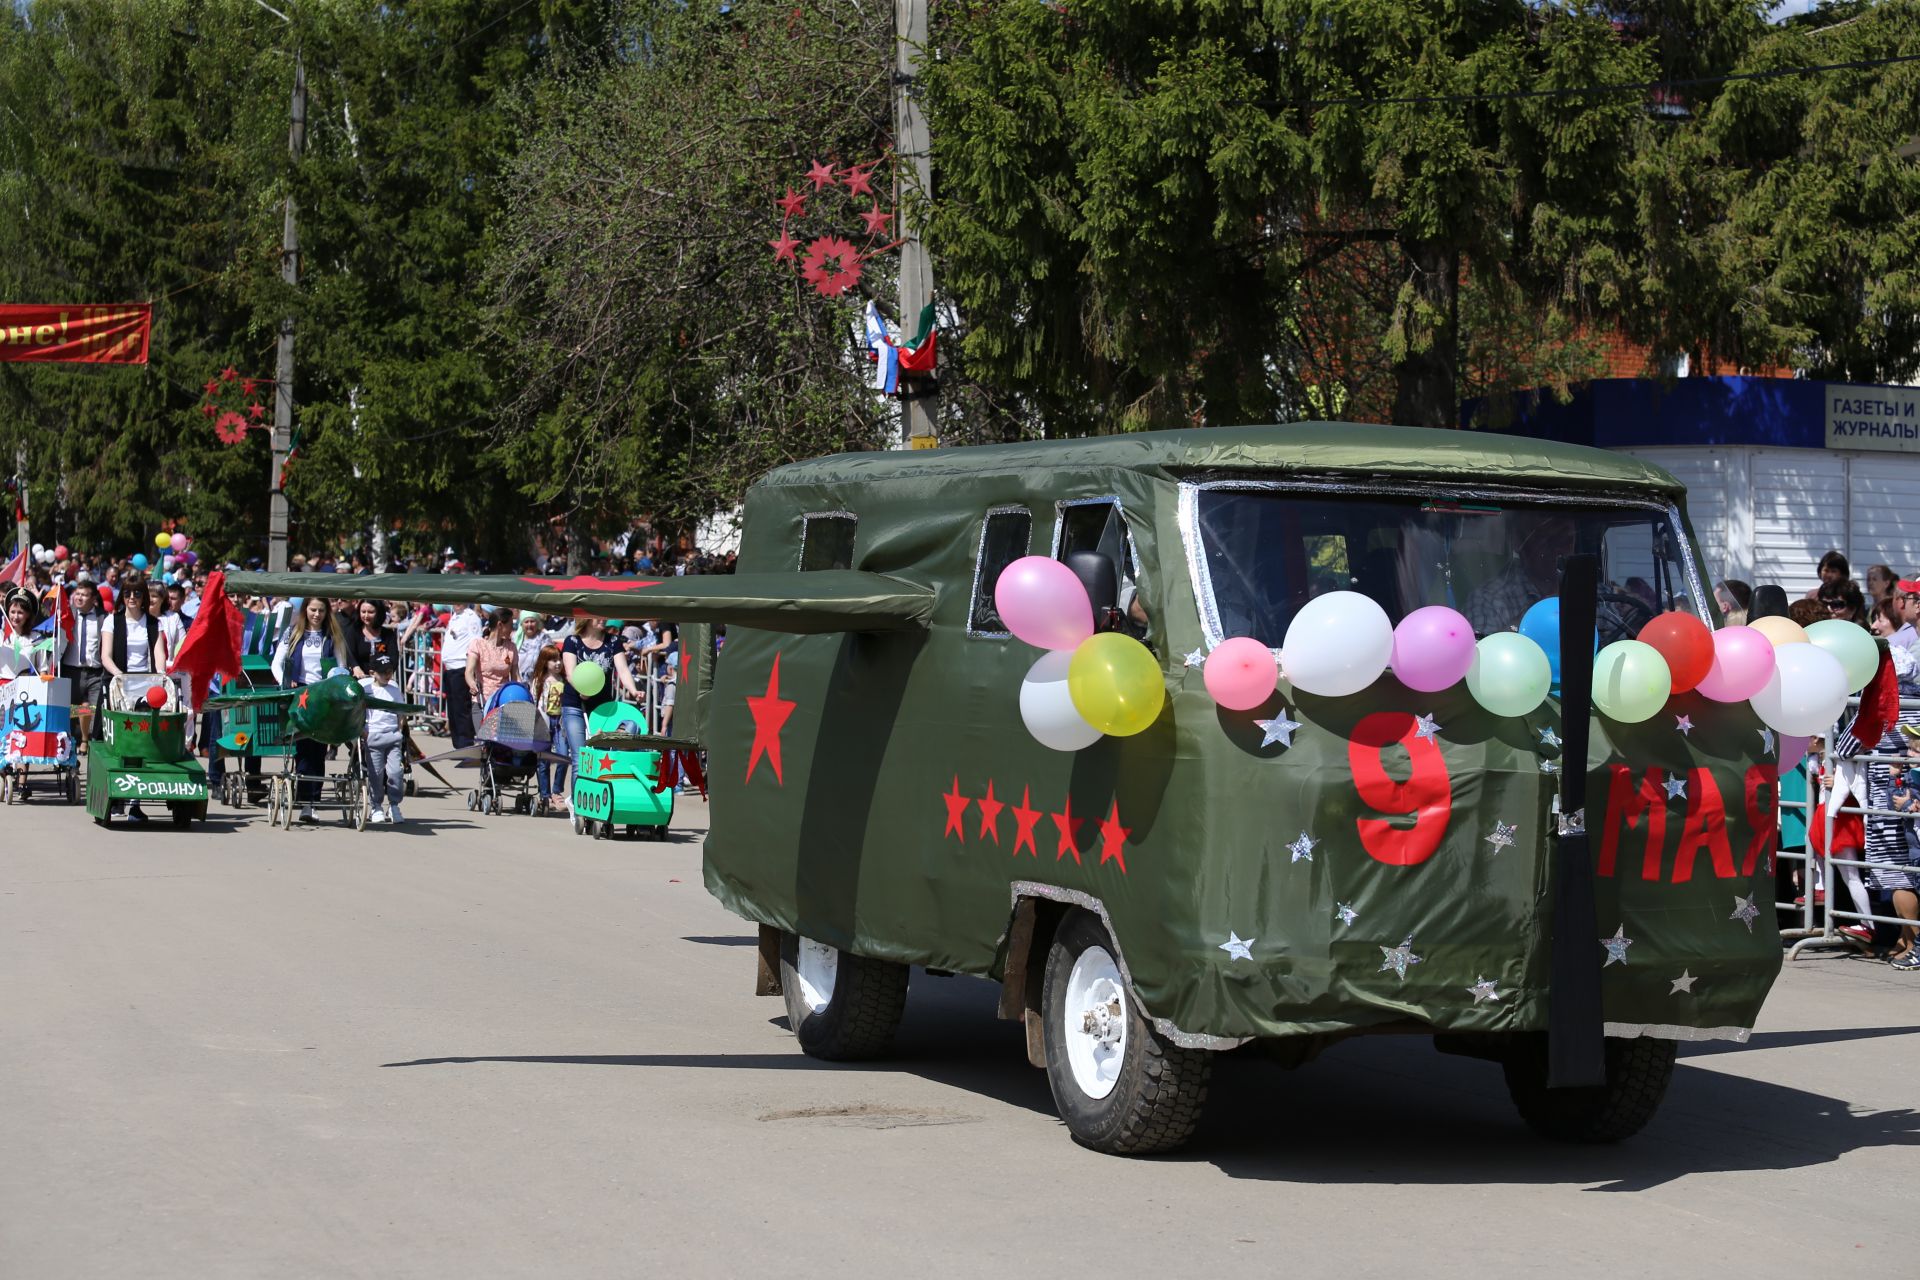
top-left (1187, 485), bottom-right (1699, 647)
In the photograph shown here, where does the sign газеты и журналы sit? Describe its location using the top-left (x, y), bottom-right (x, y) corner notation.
top-left (1825, 384), bottom-right (1920, 451)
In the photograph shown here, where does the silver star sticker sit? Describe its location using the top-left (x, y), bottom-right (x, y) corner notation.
top-left (1730, 894), bottom-right (1761, 933)
top-left (1664, 775), bottom-right (1687, 799)
top-left (1485, 820), bottom-right (1516, 853)
top-left (1467, 976), bottom-right (1502, 1004)
top-left (1378, 935), bottom-right (1423, 981)
top-left (1539, 759), bottom-right (1560, 775)
top-left (1254, 711), bottom-right (1302, 749)
top-left (1759, 727), bottom-right (1775, 755)
top-left (1184, 647), bottom-right (1207, 669)
top-left (1287, 831), bottom-right (1317, 863)
top-left (1600, 925), bottom-right (1633, 966)
top-left (1218, 931), bottom-right (1254, 962)
top-left (1335, 902), bottom-right (1358, 927)
top-left (1675, 714), bottom-right (1694, 736)
top-left (1670, 970), bottom-right (1698, 995)
top-left (1538, 726), bottom-right (1562, 749)
top-left (1413, 713), bottom-right (1442, 742)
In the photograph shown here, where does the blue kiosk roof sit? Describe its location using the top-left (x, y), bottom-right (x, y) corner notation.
top-left (1465, 376), bottom-right (1909, 451)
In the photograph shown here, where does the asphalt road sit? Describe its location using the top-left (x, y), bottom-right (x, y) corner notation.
top-left (4, 766), bottom-right (1916, 1278)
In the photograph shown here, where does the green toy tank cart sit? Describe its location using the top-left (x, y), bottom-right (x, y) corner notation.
top-left (87, 678), bottom-right (208, 828)
top-left (571, 701), bottom-right (674, 841)
top-left (232, 422), bottom-right (1789, 1155)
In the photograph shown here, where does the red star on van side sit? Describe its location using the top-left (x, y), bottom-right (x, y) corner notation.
top-left (940, 776), bottom-right (970, 840)
top-left (1051, 794), bottom-right (1086, 864)
top-left (977, 779), bottom-right (1004, 844)
top-left (1097, 800), bottom-right (1131, 874)
top-left (1011, 786), bottom-right (1041, 858)
top-left (745, 653), bottom-right (796, 785)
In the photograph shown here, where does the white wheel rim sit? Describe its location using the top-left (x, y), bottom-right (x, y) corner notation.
top-left (794, 937), bottom-right (838, 1014)
top-left (1063, 945), bottom-right (1128, 1101)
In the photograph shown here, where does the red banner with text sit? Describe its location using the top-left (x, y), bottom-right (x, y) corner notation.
top-left (0, 303), bottom-right (151, 364)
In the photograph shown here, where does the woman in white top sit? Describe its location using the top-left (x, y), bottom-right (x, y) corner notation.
top-left (271, 597), bottom-right (351, 822)
top-left (101, 570), bottom-right (170, 823)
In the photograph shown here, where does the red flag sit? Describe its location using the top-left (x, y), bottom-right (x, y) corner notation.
top-left (0, 545), bottom-right (27, 590)
top-left (169, 570), bottom-right (245, 695)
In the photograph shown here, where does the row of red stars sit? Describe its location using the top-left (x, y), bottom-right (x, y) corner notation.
top-left (939, 777), bottom-right (1131, 873)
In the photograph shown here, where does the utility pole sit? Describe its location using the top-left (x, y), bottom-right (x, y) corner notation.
top-left (893, 0), bottom-right (936, 448)
top-left (269, 50), bottom-right (305, 572)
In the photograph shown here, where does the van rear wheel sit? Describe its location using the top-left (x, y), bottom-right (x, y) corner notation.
top-left (779, 931), bottom-right (909, 1062)
top-left (1502, 1034), bottom-right (1676, 1142)
top-left (1041, 909), bottom-right (1210, 1155)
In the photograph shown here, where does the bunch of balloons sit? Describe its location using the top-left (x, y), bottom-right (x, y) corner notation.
top-left (999, 556), bottom-right (1164, 751)
top-left (27, 542), bottom-right (72, 566)
top-left (156, 530), bottom-right (190, 553)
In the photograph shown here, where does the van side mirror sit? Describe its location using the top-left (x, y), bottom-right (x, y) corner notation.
top-left (1064, 551), bottom-right (1120, 631)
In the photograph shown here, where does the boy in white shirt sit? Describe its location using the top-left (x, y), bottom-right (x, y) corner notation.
top-left (361, 654), bottom-right (407, 824)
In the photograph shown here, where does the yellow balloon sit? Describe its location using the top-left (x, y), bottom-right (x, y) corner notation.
top-left (1067, 633), bottom-right (1165, 737)
top-left (154, 531), bottom-right (171, 549)
top-left (1749, 615), bottom-right (1809, 648)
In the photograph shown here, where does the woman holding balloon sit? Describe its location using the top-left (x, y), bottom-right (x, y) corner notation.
top-left (559, 617), bottom-right (641, 777)
top-left (100, 569), bottom-right (171, 823)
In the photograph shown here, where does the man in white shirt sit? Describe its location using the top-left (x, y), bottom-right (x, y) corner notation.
top-left (440, 602), bottom-right (483, 748)
top-left (59, 582), bottom-right (110, 734)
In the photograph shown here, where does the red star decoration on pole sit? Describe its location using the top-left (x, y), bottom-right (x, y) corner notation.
top-left (1011, 786), bottom-right (1041, 858)
top-left (745, 653), bottom-right (797, 785)
top-left (522, 575), bottom-right (662, 591)
top-left (1097, 800), bottom-right (1132, 874)
top-left (843, 164), bottom-right (875, 198)
top-left (200, 403), bottom-right (218, 418)
top-left (241, 379), bottom-right (256, 396)
top-left (202, 379), bottom-right (220, 396)
top-left (804, 159), bottom-right (837, 191)
top-left (940, 776), bottom-right (970, 841)
top-left (220, 365), bottom-right (239, 383)
top-left (776, 187), bottom-right (808, 219)
top-left (248, 402), bottom-right (266, 421)
top-left (770, 229), bottom-right (800, 263)
top-left (1051, 794), bottom-right (1086, 864)
top-left (860, 205), bottom-right (894, 238)
top-left (977, 778), bottom-right (1004, 844)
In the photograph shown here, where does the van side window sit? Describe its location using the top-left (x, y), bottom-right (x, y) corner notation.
top-left (799, 512), bottom-right (856, 572)
top-left (968, 507), bottom-right (1033, 635)
top-left (1054, 498), bottom-right (1146, 637)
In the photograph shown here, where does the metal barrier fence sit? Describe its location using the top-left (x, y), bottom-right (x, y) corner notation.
top-left (1777, 692), bottom-right (1920, 961)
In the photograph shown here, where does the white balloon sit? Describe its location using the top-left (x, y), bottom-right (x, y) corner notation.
top-left (1281, 590), bottom-right (1394, 697)
top-left (1020, 650), bottom-right (1103, 751)
top-left (1749, 643), bottom-right (1850, 737)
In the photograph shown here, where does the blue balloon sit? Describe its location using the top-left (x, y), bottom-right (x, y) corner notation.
top-left (1518, 597), bottom-right (1598, 684)
top-left (130, 553), bottom-right (148, 570)
top-left (495, 683), bottom-right (534, 706)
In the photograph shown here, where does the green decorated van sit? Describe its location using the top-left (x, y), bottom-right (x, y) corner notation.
top-left (237, 423), bottom-right (1784, 1154)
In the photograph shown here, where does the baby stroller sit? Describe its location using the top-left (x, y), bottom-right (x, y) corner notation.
top-left (467, 683), bottom-right (546, 816)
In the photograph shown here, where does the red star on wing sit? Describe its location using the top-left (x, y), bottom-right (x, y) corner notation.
top-left (522, 575), bottom-right (663, 591)
top-left (776, 187), bottom-right (807, 219)
top-left (745, 653), bottom-right (797, 785)
top-left (860, 205), bottom-right (894, 238)
top-left (804, 159), bottom-right (837, 191)
top-left (297, 690), bottom-right (310, 709)
top-left (1011, 786), bottom-right (1041, 858)
top-left (843, 165), bottom-right (875, 198)
top-left (770, 229), bottom-right (800, 263)
top-left (940, 776), bottom-right (970, 841)
top-left (977, 779), bottom-right (1004, 844)
top-left (1097, 800), bottom-right (1132, 874)
top-left (1051, 794), bottom-right (1086, 864)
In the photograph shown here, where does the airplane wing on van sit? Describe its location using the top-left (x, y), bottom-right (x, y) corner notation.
top-left (223, 570), bottom-right (936, 635)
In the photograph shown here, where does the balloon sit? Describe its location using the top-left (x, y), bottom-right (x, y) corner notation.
top-left (1281, 590), bottom-right (1393, 697)
top-left (53, 545), bottom-right (68, 560)
top-left (569, 661), bottom-right (607, 697)
top-left (169, 533), bottom-right (187, 552)
top-left (31, 542), bottom-right (42, 555)
top-left (1779, 734), bottom-right (1810, 771)
top-left (162, 555), bottom-right (176, 570)
top-left (1636, 611), bottom-right (1714, 694)
top-left (1695, 626), bottom-right (1776, 702)
top-left (1068, 632), bottom-right (1165, 736)
top-left (494, 683), bottom-right (533, 706)
top-left (1466, 632), bottom-right (1553, 718)
top-left (1020, 650), bottom-right (1104, 751)
top-left (130, 553), bottom-right (148, 570)
top-left (1750, 642), bottom-right (1849, 736)
top-left (1804, 618), bottom-right (1878, 693)
top-left (155, 531), bottom-right (171, 549)
top-left (1749, 615), bottom-right (1808, 648)
top-left (182, 551), bottom-right (197, 566)
top-left (1592, 639), bottom-right (1673, 723)
top-left (1203, 637), bottom-right (1278, 710)
top-left (994, 556), bottom-right (1094, 651)
top-left (143, 684), bottom-right (168, 710)
top-left (1390, 605), bottom-right (1476, 693)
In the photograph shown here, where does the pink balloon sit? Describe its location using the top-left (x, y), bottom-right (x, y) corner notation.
top-left (994, 556), bottom-right (1093, 651)
top-left (1695, 625), bottom-right (1776, 702)
top-left (52, 544), bottom-right (68, 560)
top-left (1778, 734), bottom-right (1810, 771)
top-left (1203, 637), bottom-right (1278, 710)
top-left (1391, 605), bottom-right (1477, 693)
top-left (169, 533), bottom-right (188, 552)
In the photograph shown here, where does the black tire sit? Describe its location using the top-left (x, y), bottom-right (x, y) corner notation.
top-left (1041, 910), bottom-right (1211, 1156)
top-left (171, 807), bottom-right (192, 828)
top-left (1502, 1034), bottom-right (1677, 1143)
top-left (779, 930), bottom-right (909, 1062)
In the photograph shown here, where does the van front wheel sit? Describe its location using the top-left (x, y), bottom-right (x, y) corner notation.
top-left (779, 931), bottom-right (909, 1062)
top-left (1041, 909), bottom-right (1210, 1155)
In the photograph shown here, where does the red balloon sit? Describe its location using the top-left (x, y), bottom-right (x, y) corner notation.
top-left (1637, 611), bottom-right (1714, 694)
top-left (143, 684), bottom-right (169, 710)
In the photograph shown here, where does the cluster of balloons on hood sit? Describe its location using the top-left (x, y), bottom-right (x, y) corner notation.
top-left (1001, 561), bottom-right (1874, 759)
top-left (127, 530), bottom-right (199, 582)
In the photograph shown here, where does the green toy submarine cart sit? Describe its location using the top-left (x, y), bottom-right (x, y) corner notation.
top-left (87, 676), bottom-right (209, 828)
top-left (232, 422), bottom-right (1788, 1156)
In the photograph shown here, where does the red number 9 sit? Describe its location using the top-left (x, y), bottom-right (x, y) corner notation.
top-left (1347, 711), bottom-right (1452, 866)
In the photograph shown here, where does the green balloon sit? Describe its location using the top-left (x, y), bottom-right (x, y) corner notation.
top-left (1466, 632), bottom-right (1552, 718)
top-left (1592, 639), bottom-right (1672, 723)
top-left (570, 661), bottom-right (607, 697)
top-left (1804, 618), bottom-right (1879, 692)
